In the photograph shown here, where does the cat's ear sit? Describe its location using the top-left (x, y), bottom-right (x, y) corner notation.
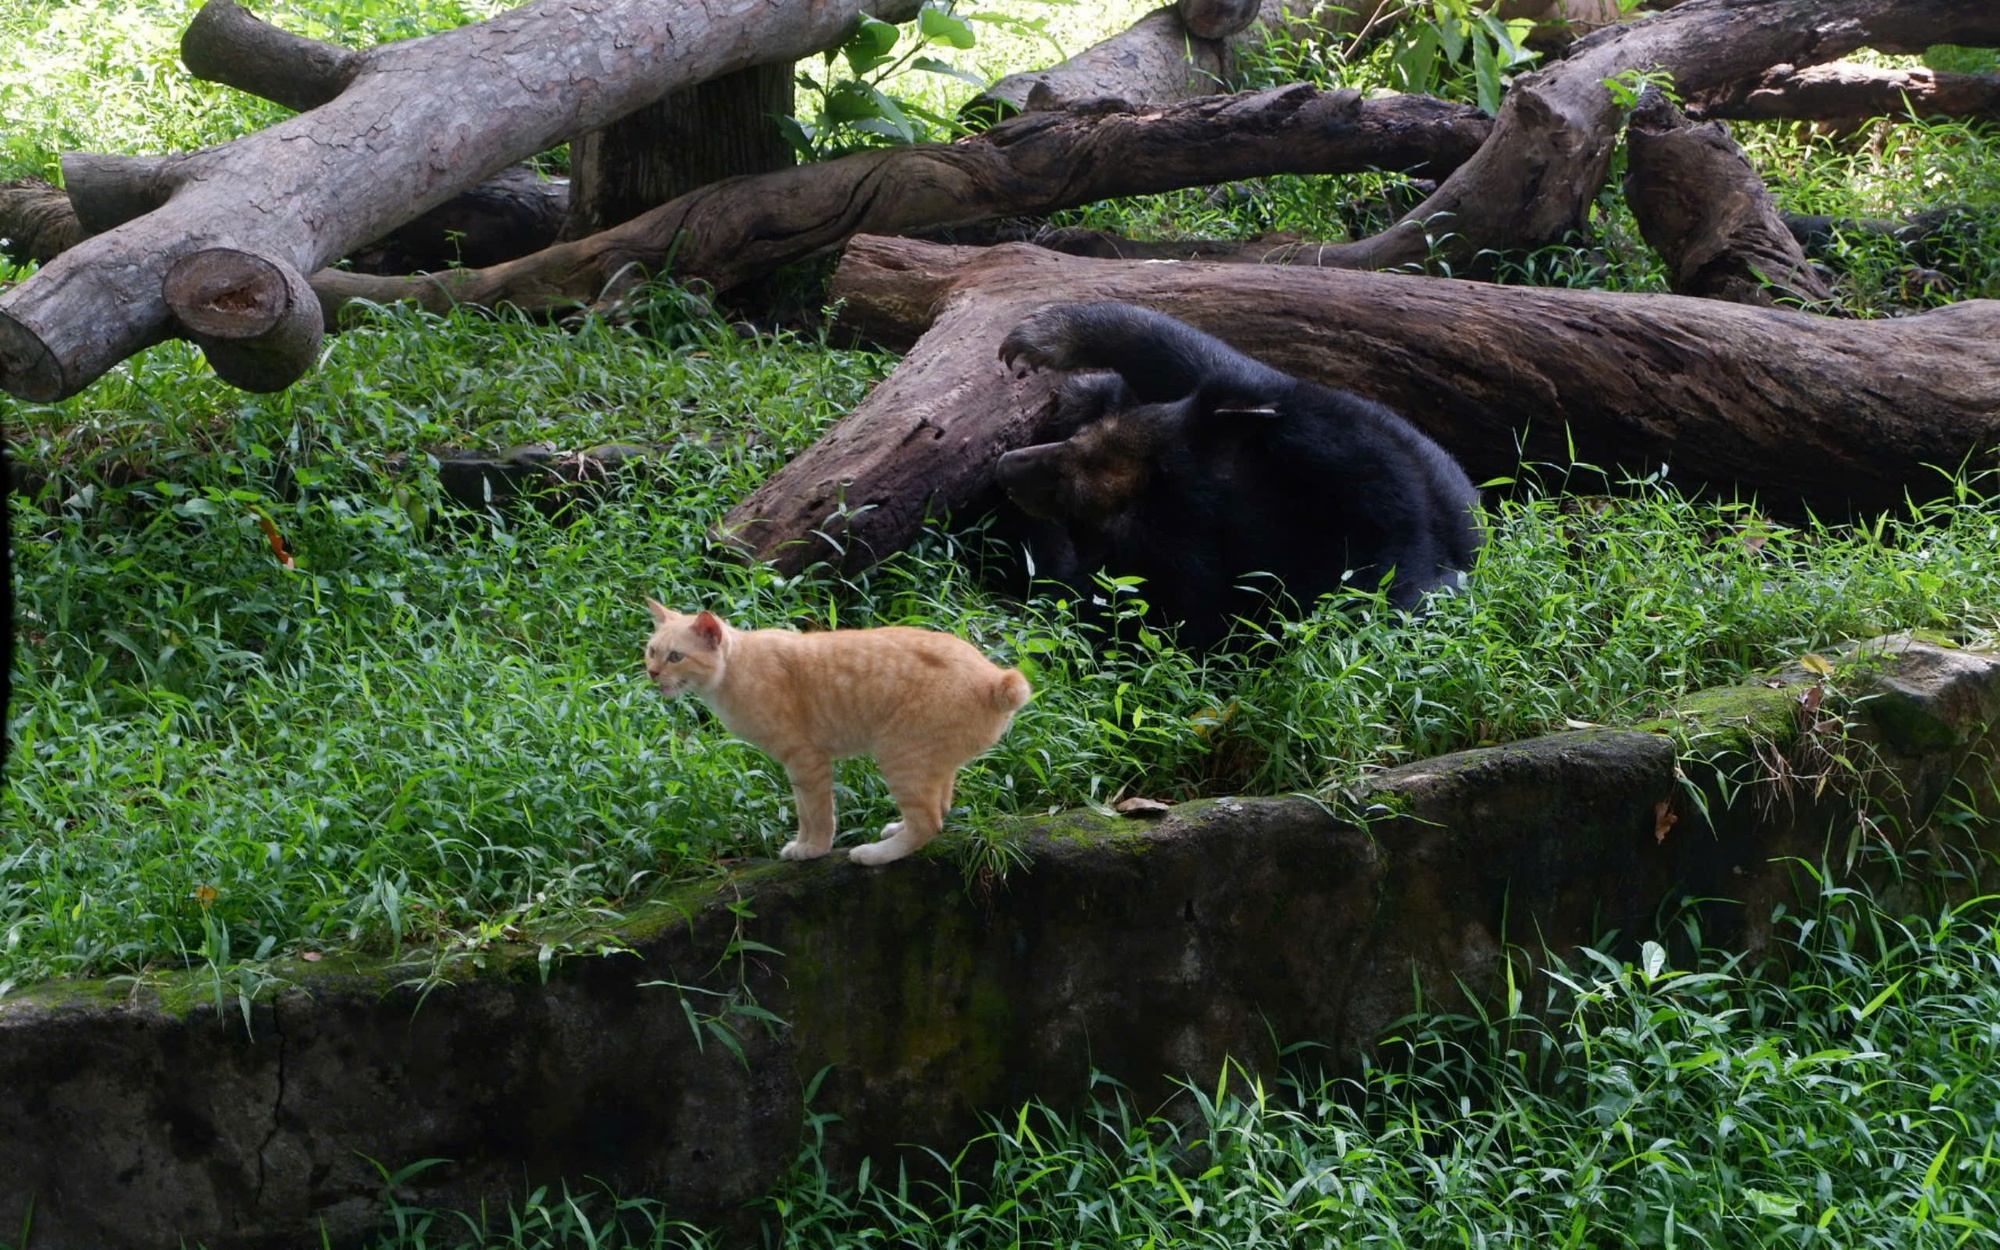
top-left (646, 598), bottom-right (672, 625)
top-left (691, 610), bottom-right (726, 647)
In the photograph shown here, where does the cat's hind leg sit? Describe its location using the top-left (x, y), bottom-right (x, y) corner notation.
top-left (779, 752), bottom-right (837, 861)
top-left (850, 765), bottom-right (950, 867)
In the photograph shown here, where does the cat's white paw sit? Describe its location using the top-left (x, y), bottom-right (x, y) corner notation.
top-left (779, 839), bottom-right (830, 861)
top-left (848, 839), bottom-right (912, 867)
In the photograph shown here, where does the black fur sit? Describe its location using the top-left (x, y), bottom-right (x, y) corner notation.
top-left (992, 301), bottom-right (1481, 651)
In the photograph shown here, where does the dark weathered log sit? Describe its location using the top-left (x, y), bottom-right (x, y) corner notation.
top-left (563, 63), bottom-right (796, 240)
top-left (0, 0), bottom-right (923, 401)
top-left (308, 87), bottom-right (1490, 319)
top-left (179, 0), bottom-right (361, 111)
top-left (347, 166), bottom-right (570, 273)
top-left (1783, 204), bottom-right (1992, 269)
top-left (1689, 61), bottom-right (2000, 123)
top-left (1623, 90), bottom-right (1835, 307)
top-left (723, 235), bottom-right (2000, 575)
top-left (1277, 0), bottom-right (2000, 275)
top-left (0, 179), bottom-right (83, 263)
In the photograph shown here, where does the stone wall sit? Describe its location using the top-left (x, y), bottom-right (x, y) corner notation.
top-left (3, 635), bottom-right (1995, 1248)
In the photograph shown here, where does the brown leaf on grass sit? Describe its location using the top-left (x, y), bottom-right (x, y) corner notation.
top-left (1653, 798), bottom-right (1678, 844)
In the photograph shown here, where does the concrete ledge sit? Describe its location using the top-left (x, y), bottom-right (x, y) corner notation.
top-left (4, 635), bottom-right (1996, 1248)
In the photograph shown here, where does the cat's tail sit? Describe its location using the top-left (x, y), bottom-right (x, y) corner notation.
top-left (990, 668), bottom-right (1033, 713)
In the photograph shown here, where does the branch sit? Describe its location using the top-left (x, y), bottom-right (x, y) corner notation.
top-left (309, 87), bottom-right (1490, 318)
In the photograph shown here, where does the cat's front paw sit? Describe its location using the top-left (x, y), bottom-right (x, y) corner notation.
top-left (848, 838), bottom-right (913, 867)
top-left (779, 839), bottom-right (830, 861)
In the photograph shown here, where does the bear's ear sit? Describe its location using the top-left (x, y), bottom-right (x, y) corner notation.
top-left (691, 610), bottom-right (726, 647)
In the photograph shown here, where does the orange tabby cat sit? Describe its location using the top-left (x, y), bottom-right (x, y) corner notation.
top-left (644, 603), bottom-right (1032, 866)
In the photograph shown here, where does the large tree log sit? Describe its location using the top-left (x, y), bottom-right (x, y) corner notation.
top-left (1270, 0), bottom-right (2000, 274)
top-left (1689, 61), bottom-right (2000, 123)
top-left (306, 87), bottom-right (1489, 320)
top-left (723, 235), bottom-right (2000, 575)
top-left (1622, 90), bottom-right (1835, 307)
top-left (0, 0), bottom-right (924, 401)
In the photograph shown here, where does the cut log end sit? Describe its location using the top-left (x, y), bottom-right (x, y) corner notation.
top-left (165, 247), bottom-right (324, 391)
top-left (165, 248), bottom-right (300, 338)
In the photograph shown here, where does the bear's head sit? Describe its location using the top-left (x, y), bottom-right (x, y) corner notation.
top-left (996, 374), bottom-right (1277, 523)
top-left (996, 404), bottom-right (1183, 524)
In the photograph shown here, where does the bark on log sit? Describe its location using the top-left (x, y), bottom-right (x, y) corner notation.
top-left (1690, 61), bottom-right (2000, 123)
top-left (1267, 0), bottom-right (2000, 275)
top-left (307, 87), bottom-right (1490, 320)
top-left (971, 6), bottom-right (1234, 118)
top-left (723, 235), bottom-right (2000, 574)
top-left (1622, 90), bottom-right (1835, 308)
top-left (0, 0), bottom-right (923, 401)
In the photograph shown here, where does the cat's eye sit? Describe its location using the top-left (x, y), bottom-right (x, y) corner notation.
top-left (665, 650), bottom-right (684, 663)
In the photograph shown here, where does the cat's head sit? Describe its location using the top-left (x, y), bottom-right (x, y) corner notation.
top-left (644, 601), bottom-right (730, 696)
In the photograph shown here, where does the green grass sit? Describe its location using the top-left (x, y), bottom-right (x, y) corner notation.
top-left (7, 289), bottom-right (1999, 989)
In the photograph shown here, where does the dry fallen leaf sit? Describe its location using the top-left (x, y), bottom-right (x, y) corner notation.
top-left (1653, 799), bottom-right (1678, 844)
top-left (1115, 797), bottom-right (1173, 818)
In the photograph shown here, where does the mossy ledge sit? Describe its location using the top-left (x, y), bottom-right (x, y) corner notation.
top-left (4, 637), bottom-right (1997, 1249)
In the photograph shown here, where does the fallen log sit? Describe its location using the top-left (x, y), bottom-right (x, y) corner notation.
top-left (306, 87), bottom-right (1490, 320)
top-left (1621, 90), bottom-right (1835, 307)
top-left (0, 0), bottom-right (924, 401)
top-left (723, 235), bottom-right (2000, 575)
top-left (1689, 61), bottom-right (2000, 123)
top-left (1265, 0), bottom-right (2000, 274)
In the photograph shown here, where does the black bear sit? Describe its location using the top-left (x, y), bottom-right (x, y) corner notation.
top-left (992, 300), bottom-right (1481, 651)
